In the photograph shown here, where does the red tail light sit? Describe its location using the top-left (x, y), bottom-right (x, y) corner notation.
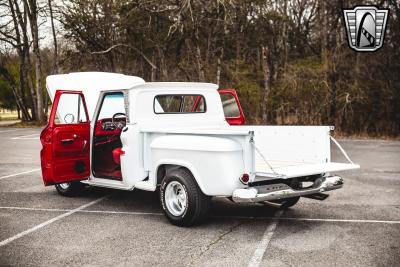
top-left (240, 173), bottom-right (249, 184)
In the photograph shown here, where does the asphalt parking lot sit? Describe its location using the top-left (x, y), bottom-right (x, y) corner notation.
top-left (0, 127), bottom-right (399, 266)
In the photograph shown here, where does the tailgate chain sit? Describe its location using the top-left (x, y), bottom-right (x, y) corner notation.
top-left (330, 136), bottom-right (355, 164)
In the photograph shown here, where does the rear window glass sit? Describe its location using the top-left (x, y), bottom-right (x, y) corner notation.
top-left (154, 95), bottom-right (206, 114)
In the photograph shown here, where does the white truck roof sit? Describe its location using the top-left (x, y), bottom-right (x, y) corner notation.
top-left (46, 72), bottom-right (220, 120)
top-left (131, 82), bottom-right (218, 92)
top-left (46, 72), bottom-right (145, 119)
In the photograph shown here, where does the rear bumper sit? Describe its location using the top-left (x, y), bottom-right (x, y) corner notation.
top-left (232, 176), bottom-right (343, 203)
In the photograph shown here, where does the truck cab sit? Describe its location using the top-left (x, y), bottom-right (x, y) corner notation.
top-left (40, 72), bottom-right (359, 226)
top-left (41, 74), bottom-right (245, 186)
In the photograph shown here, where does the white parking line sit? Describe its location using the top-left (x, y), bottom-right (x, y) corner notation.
top-left (0, 206), bottom-right (70, 212)
top-left (11, 133), bottom-right (40, 140)
top-left (0, 196), bottom-right (108, 247)
top-left (1, 206), bottom-right (400, 224)
top-left (81, 209), bottom-right (164, 216)
top-left (0, 129), bottom-right (21, 134)
top-left (277, 216), bottom-right (400, 225)
top-left (0, 168), bottom-right (41, 180)
top-left (0, 206), bottom-right (164, 216)
top-left (248, 210), bottom-right (283, 267)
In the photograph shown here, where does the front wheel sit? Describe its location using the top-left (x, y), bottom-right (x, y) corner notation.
top-left (160, 168), bottom-right (210, 227)
top-left (55, 181), bottom-right (84, 197)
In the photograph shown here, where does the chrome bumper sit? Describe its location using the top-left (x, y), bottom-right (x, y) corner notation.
top-left (232, 176), bottom-right (343, 203)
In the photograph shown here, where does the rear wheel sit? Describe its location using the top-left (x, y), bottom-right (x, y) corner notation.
top-left (269, 178), bottom-right (301, 209)
top-left (160, 168), bottom-right (210, 227)
top-left (55, 181), bottom-right (84, 197)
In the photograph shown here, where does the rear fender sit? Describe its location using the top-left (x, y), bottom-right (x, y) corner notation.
top-left (149, 134), bottom-right (245, 196)
top-left (153, 160), bottom-right (206, 195)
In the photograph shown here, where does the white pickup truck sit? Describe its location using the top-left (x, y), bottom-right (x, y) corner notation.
top-left (40, 72), bottom-right (359, 226)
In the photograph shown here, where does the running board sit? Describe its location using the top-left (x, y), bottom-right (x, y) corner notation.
top-left (81, 179), bottom-right (134, 191)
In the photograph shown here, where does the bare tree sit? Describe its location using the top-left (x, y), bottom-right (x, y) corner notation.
top-left (0, 0), bottom-right (35, 121)
top-left (0, 0), bottom-right (398, 134)
top-left (25, 0), bottom-right (44, 122)
top-left (261, 46), bottom-right (270, 123)
top-left (48, 0), bottom-right (58, 73)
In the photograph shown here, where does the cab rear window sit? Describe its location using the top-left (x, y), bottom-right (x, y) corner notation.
top-left (154, 95), bottom-right (206, 114)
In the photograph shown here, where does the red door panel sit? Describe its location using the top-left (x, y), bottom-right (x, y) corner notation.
top-left (40, 90), bottom-right (90, 185)
top-left (218, 89), bottom-right (246, 125)
top-left (52, 124), bottom-right (90, 183)
top-left (40, 125), bottom-right (53, 185)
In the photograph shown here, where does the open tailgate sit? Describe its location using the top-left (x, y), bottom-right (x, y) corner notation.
top-left (255, 161), bottom-right (360, 180)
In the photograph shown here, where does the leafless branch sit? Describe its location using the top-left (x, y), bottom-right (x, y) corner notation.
top-left (91, 43), bottom-right (157, 69)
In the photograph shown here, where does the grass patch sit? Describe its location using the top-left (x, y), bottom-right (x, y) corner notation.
top-left (10, 121), bottom-right (46, 128)
top-left (0, 114), bottom-right (19, 121)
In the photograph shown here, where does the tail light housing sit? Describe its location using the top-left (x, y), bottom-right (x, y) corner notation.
top-left (240, 173), bottom-right (250, 184)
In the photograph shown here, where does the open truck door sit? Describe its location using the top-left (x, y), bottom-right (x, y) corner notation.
top-left (40, 90), bottom-right (90, 185)
top-left (218, 89), bottom-right (245, 125)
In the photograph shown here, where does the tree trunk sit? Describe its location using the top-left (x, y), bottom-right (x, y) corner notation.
top-left (282, 0), bottom-right (288, 71)
top-left (0, 65), bottom-right (31, 121)
top-left (48, 0), bottom-right (58, 73)
top-left (150, 51), bottom-right (156, 82)
top-left (217, 9), bottom-right (227, 86)
top-left (157, 46), bottom-right (168, 81)
top-left (195, 45), bottom-right (205, 82)
top-left (319, 0), bottom-right (331, 124)
top-left (320, 0), bottom-right (328, 81)
top-left (9, 0), bottom-right (36, 121)
top-left (261, 46), bottom-right (270, 123)
top-left (216, 56), bottom-right (221, 85)
top-left (26, 0), bottom-right (45, 123)
top-left (17, 105), bottom-right (20, 119)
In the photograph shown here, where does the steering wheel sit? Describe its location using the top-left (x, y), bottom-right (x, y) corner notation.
top-left (111, 113), bottom-right (126, 129)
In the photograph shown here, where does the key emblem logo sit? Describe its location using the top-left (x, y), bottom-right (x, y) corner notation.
top-left (343, 6), bottom-right (389, 52)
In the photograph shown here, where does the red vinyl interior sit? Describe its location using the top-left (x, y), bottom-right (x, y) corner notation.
top-left (95, 119), bottom-right (122, 136)
top-left (92, 119), bottom-right (124, 180)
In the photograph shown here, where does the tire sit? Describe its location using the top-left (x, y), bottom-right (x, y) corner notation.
top-left (269, 178), bottom-right (300, 209)
top-left (55, 181), bottom-right (84, 197)
top-left (160, 168), bottom-right (210, 227)
top-left (270, 196), bottom-right (300, 209)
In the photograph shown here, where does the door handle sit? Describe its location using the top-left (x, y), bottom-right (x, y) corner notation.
top-left (61, 139), bottom-right (74, 144)
top-left (82, 140), bottom-right (87, 150)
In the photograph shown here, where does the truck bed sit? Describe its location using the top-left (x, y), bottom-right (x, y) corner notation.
top-left (141, 125), bottom-right (360, 182)
top-left (231, 125), bottom-right (360, 180)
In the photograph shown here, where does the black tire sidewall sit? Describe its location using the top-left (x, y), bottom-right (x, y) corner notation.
top-left (160, 176), bottom-right (190, 223)
top-left (270, 178), bottom-right (301, 208)
top-left (278, 196), bottom-right (300, 208)
top-left (55, 181), bottom-right (83, 197)
top-left (160, 171), bottom-right (199, 226)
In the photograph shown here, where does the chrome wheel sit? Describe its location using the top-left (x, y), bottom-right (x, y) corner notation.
top-left (58, 182), bottom-right (70, 190)
top-left (165, 181), bottom-right (188, 216)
